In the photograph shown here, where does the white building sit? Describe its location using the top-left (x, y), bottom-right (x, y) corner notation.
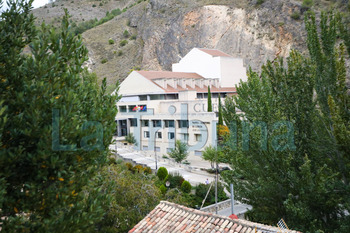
top-left (115, 48), bottom-right (247, 158)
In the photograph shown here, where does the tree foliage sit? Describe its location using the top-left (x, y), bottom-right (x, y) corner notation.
top-left (207, 86), bottom-right (212, 112)
top-left (168, 140), bottom-right (189, 163)
top-left (221, 11), bottom-right (349, 232)
top-left (92, 164), bottom-right (161, 233)
top-left (0, 1), bottom-right (121, 231)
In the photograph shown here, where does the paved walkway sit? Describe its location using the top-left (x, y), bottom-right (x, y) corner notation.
top-left (109, 142), bottom-right (216, 186)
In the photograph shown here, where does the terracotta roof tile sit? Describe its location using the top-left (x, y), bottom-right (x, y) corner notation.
top-left (198, 48), bottom-right (232, 57)
top-left (137, 71), bottom-right (203, 80)
top-left (129, 201), bottom-right (301, 233)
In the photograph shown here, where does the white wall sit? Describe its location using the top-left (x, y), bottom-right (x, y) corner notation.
top-left (220, 57), bottom-right (247, 87)
top-left (172, 48), bottom-right (221, 79)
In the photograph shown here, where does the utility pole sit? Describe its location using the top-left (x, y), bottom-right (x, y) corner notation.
top-left (154, 129), bottom-right (160, 173)
top-left (230, 183), bottom-right (234, 215)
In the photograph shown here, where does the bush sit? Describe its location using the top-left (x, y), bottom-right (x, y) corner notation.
top-left (92, 4), bottom-right (96, 7)
top-left (166, 173), bottom-right (185, 188)
top-left (144, 167), bottom-right (152, 174)
top-left (99, 2), bottom-right (103, 6)
top-left (159, 184), bottom-right (167, 195)
top-left (117, 50), bottom-right (123, 56)
top-left (108, 38), bottom-right (114, 44)
top-left (119, 40), bottom-right (128, 47)
top-left (291, 11), bottom-right (300, 20)
top-left (256, 0), bottom-right (264, 5)
top-left (125, 162), bottom-right (134, 171)
top-left (123, 29), bottom-right (130, 38)
top-left (125, 132), bottom-right (137, 145)
top-left (302, 0), bottom-right (313, 8)
top-left (181, 181), bottom-right (192, 193)
top-left (134, 164), bottom-right (144, 173)
top-left (130, 34), bottom-right (137, 40)
top-left (157, 167), bottom-right (168, 181)
top-left (101, 58), bottom-right (108, 64)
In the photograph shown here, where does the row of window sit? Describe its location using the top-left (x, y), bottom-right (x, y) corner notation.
top-left (119, 105), bottom-right (147, 113)
top-left (143, 131), bottom-right (202, 141)
top-left (129, 119), bottom-right (189, 128)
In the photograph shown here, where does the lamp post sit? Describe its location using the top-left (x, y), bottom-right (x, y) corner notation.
top-left (154, 128), bottom-right (160, 173)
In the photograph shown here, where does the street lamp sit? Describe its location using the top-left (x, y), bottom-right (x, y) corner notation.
top-left (154, 128), bottom-right (161, 173)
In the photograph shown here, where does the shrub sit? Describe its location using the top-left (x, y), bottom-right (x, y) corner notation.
top-left (117, 50), bottom-right (123, 56)
top-left (130, 34), bottom-right (137, 40)
top-left (125, 162), bottom-right (134, 171)
top-left (159, 184), bottom-right (167, 195)
top-left (167, 173), bottom-right (185, 188)
top-left (119, 40), bottom-right (128, 47)
top-left (134, 164), bottom-right (144, 173)
top-left (125, 133), bottom-right (137, 145)
top-left (291, 11), bottom-right (300, 20)
top-left (157, 167), bottom-right (168, 181)
top-left (144, 167), bottom-right (152, 174)
top-left (101, 58), bottom-right (108, 64)
top-left (92, 4), bottom-right (96, 7)
top-left (99, 2), bottom-right (103, 6)
top-left (181, 181), bottom-right (192, 193)
top-left (256, 0), bottom-right (264, 5)
top-left (109, 157), bottom-right (117, 165)
top-left (108, 38), bottom-right (115, 44)
top-left (302, 0), bottom-right (313, 8)
top-left (123, 29), bottom-right (130, 38)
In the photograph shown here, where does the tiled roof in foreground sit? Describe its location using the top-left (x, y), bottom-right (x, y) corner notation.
top-left (129, 201), bottom-right (301, 233)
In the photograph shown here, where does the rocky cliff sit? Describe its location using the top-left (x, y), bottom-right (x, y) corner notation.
top-left (33, 0), bottom-right (333, 92)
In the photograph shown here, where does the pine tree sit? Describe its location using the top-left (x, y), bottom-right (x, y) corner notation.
top-left (221, 12), bottom-right (349, 232)
top-left (207, 86), bottom-right (212, 112)
top-left (0, 1), bottom-right (121, 231)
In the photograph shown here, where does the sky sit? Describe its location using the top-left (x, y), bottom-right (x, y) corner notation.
top-left (1, 0), bottom-right (51, 12)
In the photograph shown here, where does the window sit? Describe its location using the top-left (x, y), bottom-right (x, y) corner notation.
top-left (178, 120), bottom-right (189, 128)
top-left (168, 132), bottom-right (175, 140)
top-left (156, 132), bottom-right (162, 139)
top-left (195, 134), bottom-right (202, 142)
top-left (152, 120), bottom-right (162, 128)
top-left (128, 105), bottom-right (136, 112)
top-left (165, 120), bottom-right (175, 128)
top-left (150, 94), bottom-right (165, 100)
top-left (155, 147), bottom-right (160, 152)
top-left (129, 118), bottom-right (137, 127)
top-left (144, 131), bottom-right (150, 138)
top-left (142, 146), bottom-right (148, 150)
top-left (139, 95), bottom-right (147, 101)
top-left (183, 133), bottom-right (189, 141)
top-left (119, 106), bottom-right (127, 112)
top-left (141, 120), bottom-right (149, 127)
top-left (195, 150), bottom-right (203, 156)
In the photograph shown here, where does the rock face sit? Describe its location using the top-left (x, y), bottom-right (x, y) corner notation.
top-left (134, 0), bottom-right (307, 72)
top-left (38, 0), bottom-right (309, 89)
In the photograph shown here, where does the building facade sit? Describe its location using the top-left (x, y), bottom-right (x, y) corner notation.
top-left (114, 48), bottom-right (247, 157)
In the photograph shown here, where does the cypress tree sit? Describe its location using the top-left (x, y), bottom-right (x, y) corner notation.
top-left (207, 86), bottom-right (212, 112)
top-left (218, 94), bottom-right (223, 125)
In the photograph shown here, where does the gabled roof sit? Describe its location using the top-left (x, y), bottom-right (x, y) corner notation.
top-left (136, 71), bottom-right (204, 80)
top-left (129, 201), bottom-right (301, 233)
top-left (198, 48), bottom-right (232, 57)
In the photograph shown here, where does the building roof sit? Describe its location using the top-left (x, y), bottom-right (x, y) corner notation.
top-left (198, 48), bottom-right (232, 57)
top-left (136, 71), bottom-right (204, 80)
top-left (129, 201), bottom-right (301, 233)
